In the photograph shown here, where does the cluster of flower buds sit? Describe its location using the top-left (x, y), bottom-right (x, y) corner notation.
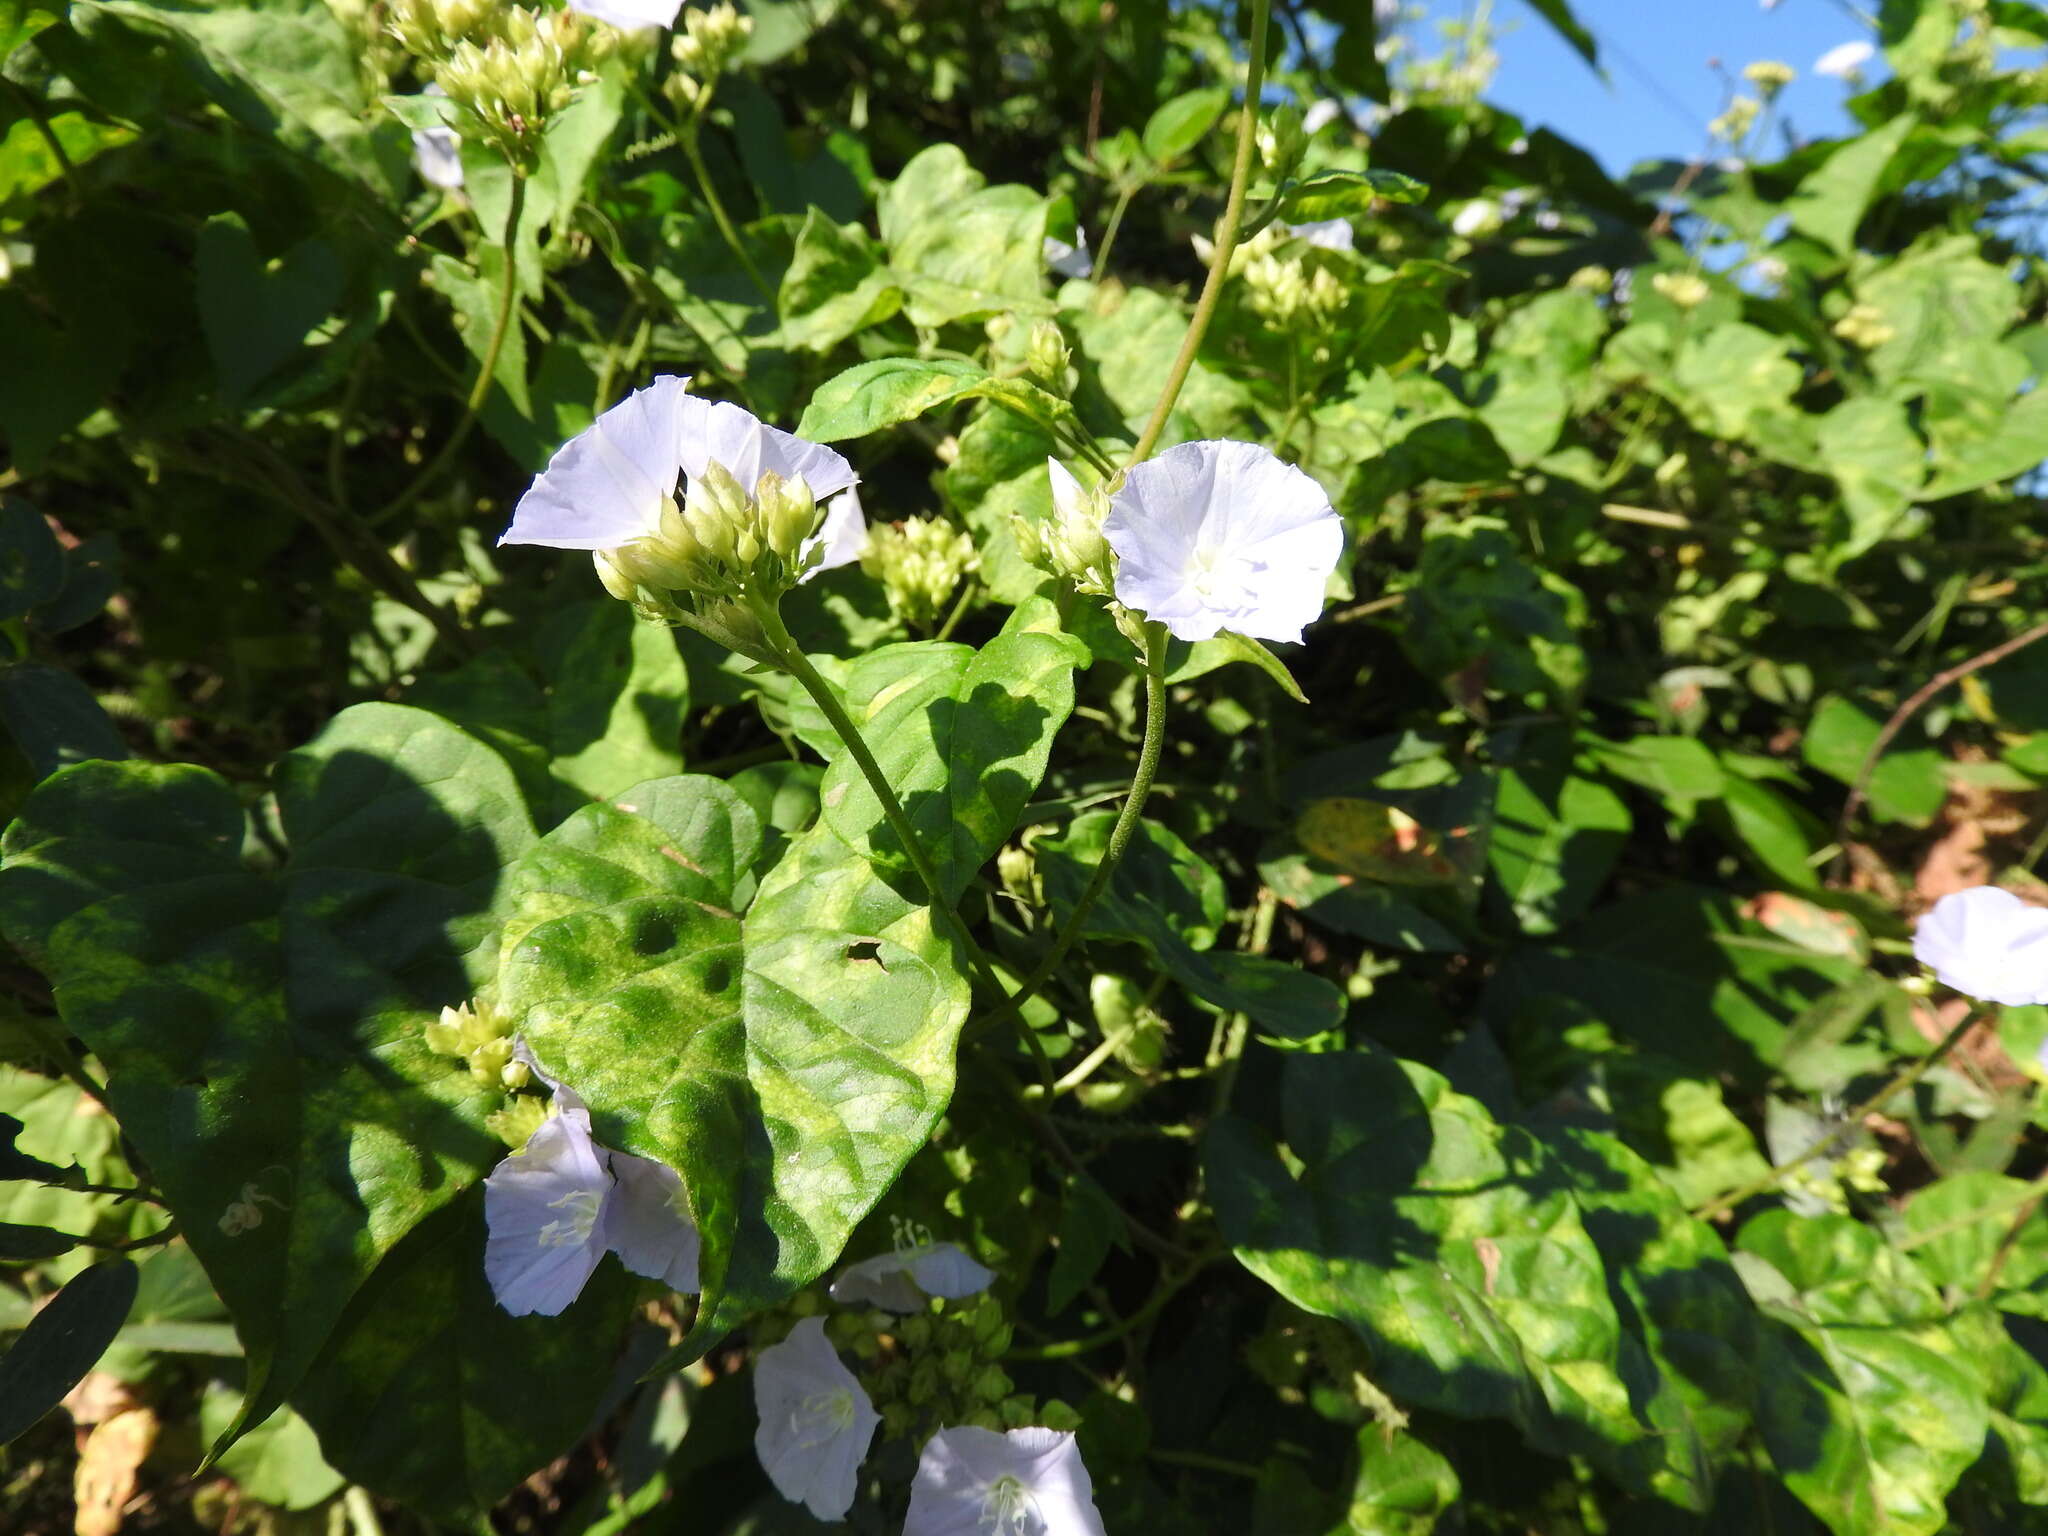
top-left (1013, 462), bottom-right (1114, 598)
top-left (1742, 59), bottom-right (1796, 97)
top-left (1024, 319), bottom-right (1072, 392)
top-left (667, 1), bottom-right (752, 110)
top-left (843, 1293), bottom-right (1068, 1442)
top-left (858, 516), bottom-right (979, 629)
top-left (430, 6), bottom-right (612, 166)
top-left (1652, 270), bottom-right (1710, 310)
top-left (1257, 103), bottom-right (1307, 181)
top-left (1243, 246), bottom-right (1347, 326)
top-left (1832, 301), bottom-right (1896, 350)
top-left (599, 463), bottom-right (833, 605)
top-left (424, 996), bottom-right (531, 1092)
top-left (1709, 95), bottom-right (1761, 144)
top-left (385, 0), bottom-right (503, 62)
top-left (1566, 264), bottom-right (1614, 296)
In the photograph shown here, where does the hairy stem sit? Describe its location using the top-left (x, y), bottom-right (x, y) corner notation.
top-left (1694, 1007), bottom-right (1983, 1221)
top-left (683, 120), bottom-right (775, 306)
top-left (1125, 0), bottom-right (1271, 467)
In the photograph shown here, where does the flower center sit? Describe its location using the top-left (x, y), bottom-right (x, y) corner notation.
top-left (536, 1188), bottom-right (603, 1249)
top-left (979, 1474), bottom-right (1039, 1536)
top-left (1188, 542), bottom-right (1246, 604)
top-left (788, 1388), bottom-right (857, 1449)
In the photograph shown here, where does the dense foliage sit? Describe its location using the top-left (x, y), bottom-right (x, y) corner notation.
top-left (8, 0), bottom-right (2048, 1531)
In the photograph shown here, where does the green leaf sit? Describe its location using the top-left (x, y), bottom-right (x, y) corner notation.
top-left (1141, 86), bottom-right (1228, 164)
top-left (0, 1110), bottom-right (71, 1185)
top-left (0, 1259), bottom-right (137, 1444)
top-left (0, 110), bottom-right (134, 204)
top-left (1041, 813), bottom-right (1344, 1038)
top-left (1209, 1050), bottom-right (1670, 1499)
top-left (1903, 1172), bottom-right (2048, 1319)
top-left (0, 663), bottom-right (129, 781)
top-left (1803, 695), bottom-right (1946, 828)
top-left (1278, 167), bottom-right (1427, 221)
top-left (1585, 734), bottom-right (1726, 806)
top-left (538, 601), bottom-right (690, 805)
top-left (201, 1387), bottom-right (345, 1510)
top-left (1815, 396), bottom-right (1925, 560)
top-left (1788, 115), bottom-right (1918, 257)
top-left (1165, 631), bottom-right (1310, 703)
top-left (0, 705), bottom-right (534, 1460)
top-left (778, 208), bottom-right (903, 353)
top-left (1739, 1210), bottom-right (1988, 1536)
top-left (1342, 1428), bottom-right (1460, 1534)
top-left (0, 1220), bottom-right (76, 1260)
top-left (0, 501), bottom-right (63, 621)
top-left (1484, 886), bottom-right (1866, 1082)
top-left (289, 1192), bottom-right (637, 1517)
top-left (1523, 0), bottom-right (1598, 68)
top-left (797, 357), bottom-right (992, 442)
top-left (877, 144), bottom-right (1054, 327)
top-left (800, 629), bottom-right (1088, 902)
top-left (195, 214), bottom-right (344, 405)
top-left (1487, 731), bottom-right (1631, 935)
top-left (0, 0), bottom-right (60, 59)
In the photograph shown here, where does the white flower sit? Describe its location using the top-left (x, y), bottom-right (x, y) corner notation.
top-left (829, 1241), bottom-right (995, 1312)
top-left (1102, 439), bottom-right (1343, 644)
top-left (1284, 217), bottom-right (1354, 252)
top-left (568, 0), bottom-right (683, 30)
top-left (1044, 229), bottom-right (1093, 280)
top-left (604, 1152), bottom-right (702, 1290)
top-left (411, 87), bottom-right (463, 191)
top-left (483, 1110), bottom-right (612, 1317)
top-left (1301, 99), bottom-right (1344, 135)
top-left (500, 375), bottom-right (855, 553)
top-left (811, 484), bottom-right (869, 572)
top-left (1451, 198), bottom-right (1503, 238)
top-left (753, 1317), bottom-right (882, 1521)
top-left (1913, 887), bottom-right (2048, 1007)
top-left (484, 1053), bottom-right (704, 1314)
top-left (905, 1427), bottom-right (1107, 1536)
top-left (1815, 40), bottom-right (1876, 78)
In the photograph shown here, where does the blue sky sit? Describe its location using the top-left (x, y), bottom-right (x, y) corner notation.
top-left (1408, 0), bottom-right (1875, 173)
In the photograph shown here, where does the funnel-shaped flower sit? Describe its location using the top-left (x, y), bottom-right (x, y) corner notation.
top-left (829, 1242), bottom-right (995, 1312)
top-left (483, 1110), bottom-right (612, 1317)
top-left (568, 0), bottom-right (683, 30)
top-left (753, 1317), bottom-right (882, 1521)
top-left (1814, 40), bottom-right (1875, 79)
top-left (905, 1427), bottom-right (1107, 1536)
top-left (484, 1054), bottom-right (703, 1314)
top-left (1103, 439), bottom-right (1342, 643)
top-left (499, 376), bottom-right (856, 571)
top-left (1913, 887), bottom-right (2048, 1007)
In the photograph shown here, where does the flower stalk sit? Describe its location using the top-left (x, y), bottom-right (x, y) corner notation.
top-left (1125, 0), bottom-right (1271, 468)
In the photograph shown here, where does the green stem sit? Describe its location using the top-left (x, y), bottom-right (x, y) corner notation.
top-left (1146, 1448), bottom-right (1268, 1482)
top-left (1092, 182), bottom-right (1138, 277)
top-left (933, 577), bottom-right (979, 643)
top-left (370, 170), bottom-right (527, 530)
top-left (682, 120), bottom-right (774, 307)
top-left (1006, 1249), bottom-right (1216, 1359)
top-left (21, 1012), bottom-right (110, 1109)
top-left (1694, 1008), bottom-right (1984, 1221)
top-left (969, 623), bottom-right (1170, 1035)
top-left (1208, 886), bottom-right (1277, 1119)
top-left (1125, 0), bottom-right (1271, 468)
top-left (2, 78), bottom-right (82, 205)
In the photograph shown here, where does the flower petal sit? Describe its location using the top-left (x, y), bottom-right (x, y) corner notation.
top-left (602, 1152), bottom-right (702, 1292)
top-left (501, 376), bottom-right (693, 550)
top-left (677, 395), bottom-right (858, 504)
top-left (753, 1317), bottom-right (881, 1522)
top-left (804, 485), bottom-right (869, 578)
top-left (826, 1251), bottom-right (929, 1312)
top-left (905, 1243), bottom-right (996, 1301)
top-left (1913, 886), bottom-right (2048, 1007)
top-left (567, 0), bottom-right (683, 29)
top-left (905, 1426), bottom-right (1107, 1536)
top-left (483, 1113), bottom-right (612, 1317)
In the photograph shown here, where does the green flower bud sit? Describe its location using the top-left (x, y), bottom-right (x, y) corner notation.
top-left (1024, 320), bottom-right (1072, 392)
top-left (486, 1094), bottom-right (550, 1148)
top-left (466, 1035), bottom-right (514, 1085)
top-left (1039, 463), bottom-right (1115, 597)
top-left (1651, 270), bottom-right (1710, 310)
top-left (593, 550), bottom-right (644, 604)
top-left (500, 1056), bottom-right (532, 1092)
top-left (996, 844), bottom-right (1037, 905)
top-left (1258, 104), bottom-right (1306, 179)
top-left (1742, 59), bottom-right (1795, 96)
top-left (1566, 264), bottom-right (1613, 295)
top-left (1038, 1399), bottom-right (1082, 1432)
top-left (685, 461), bottom-right (750, 565)
top-left (755, 470), bottom-right (819, 562)
top-left (859, 516), bottom-right (979, 630)
top-left (974, 1365), bottom-right (1012, 1402)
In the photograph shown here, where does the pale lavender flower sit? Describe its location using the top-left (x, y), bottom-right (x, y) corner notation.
top-left (1913, 887), bottom-right (2048, 1007)
top-left (753, 1317), bottom-right (882, 1521)
top-left (483, 1110), bottom-right (612, 1317)
top-left (1103, 439), bottom-right (1343, 644)
top-left (568, 0), bottom-right (683, 30)
top-left (1044, 229), bottom-right (1093, 280)
top-left (829, 1242), bottom-right (995, 1312)
top-left (905, 1427), bottom-right (1107, 1536)
top-left (1815, 40), bottom-right (1876, 79)
top-left (1284, 217), bottom-right (1354, 252)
